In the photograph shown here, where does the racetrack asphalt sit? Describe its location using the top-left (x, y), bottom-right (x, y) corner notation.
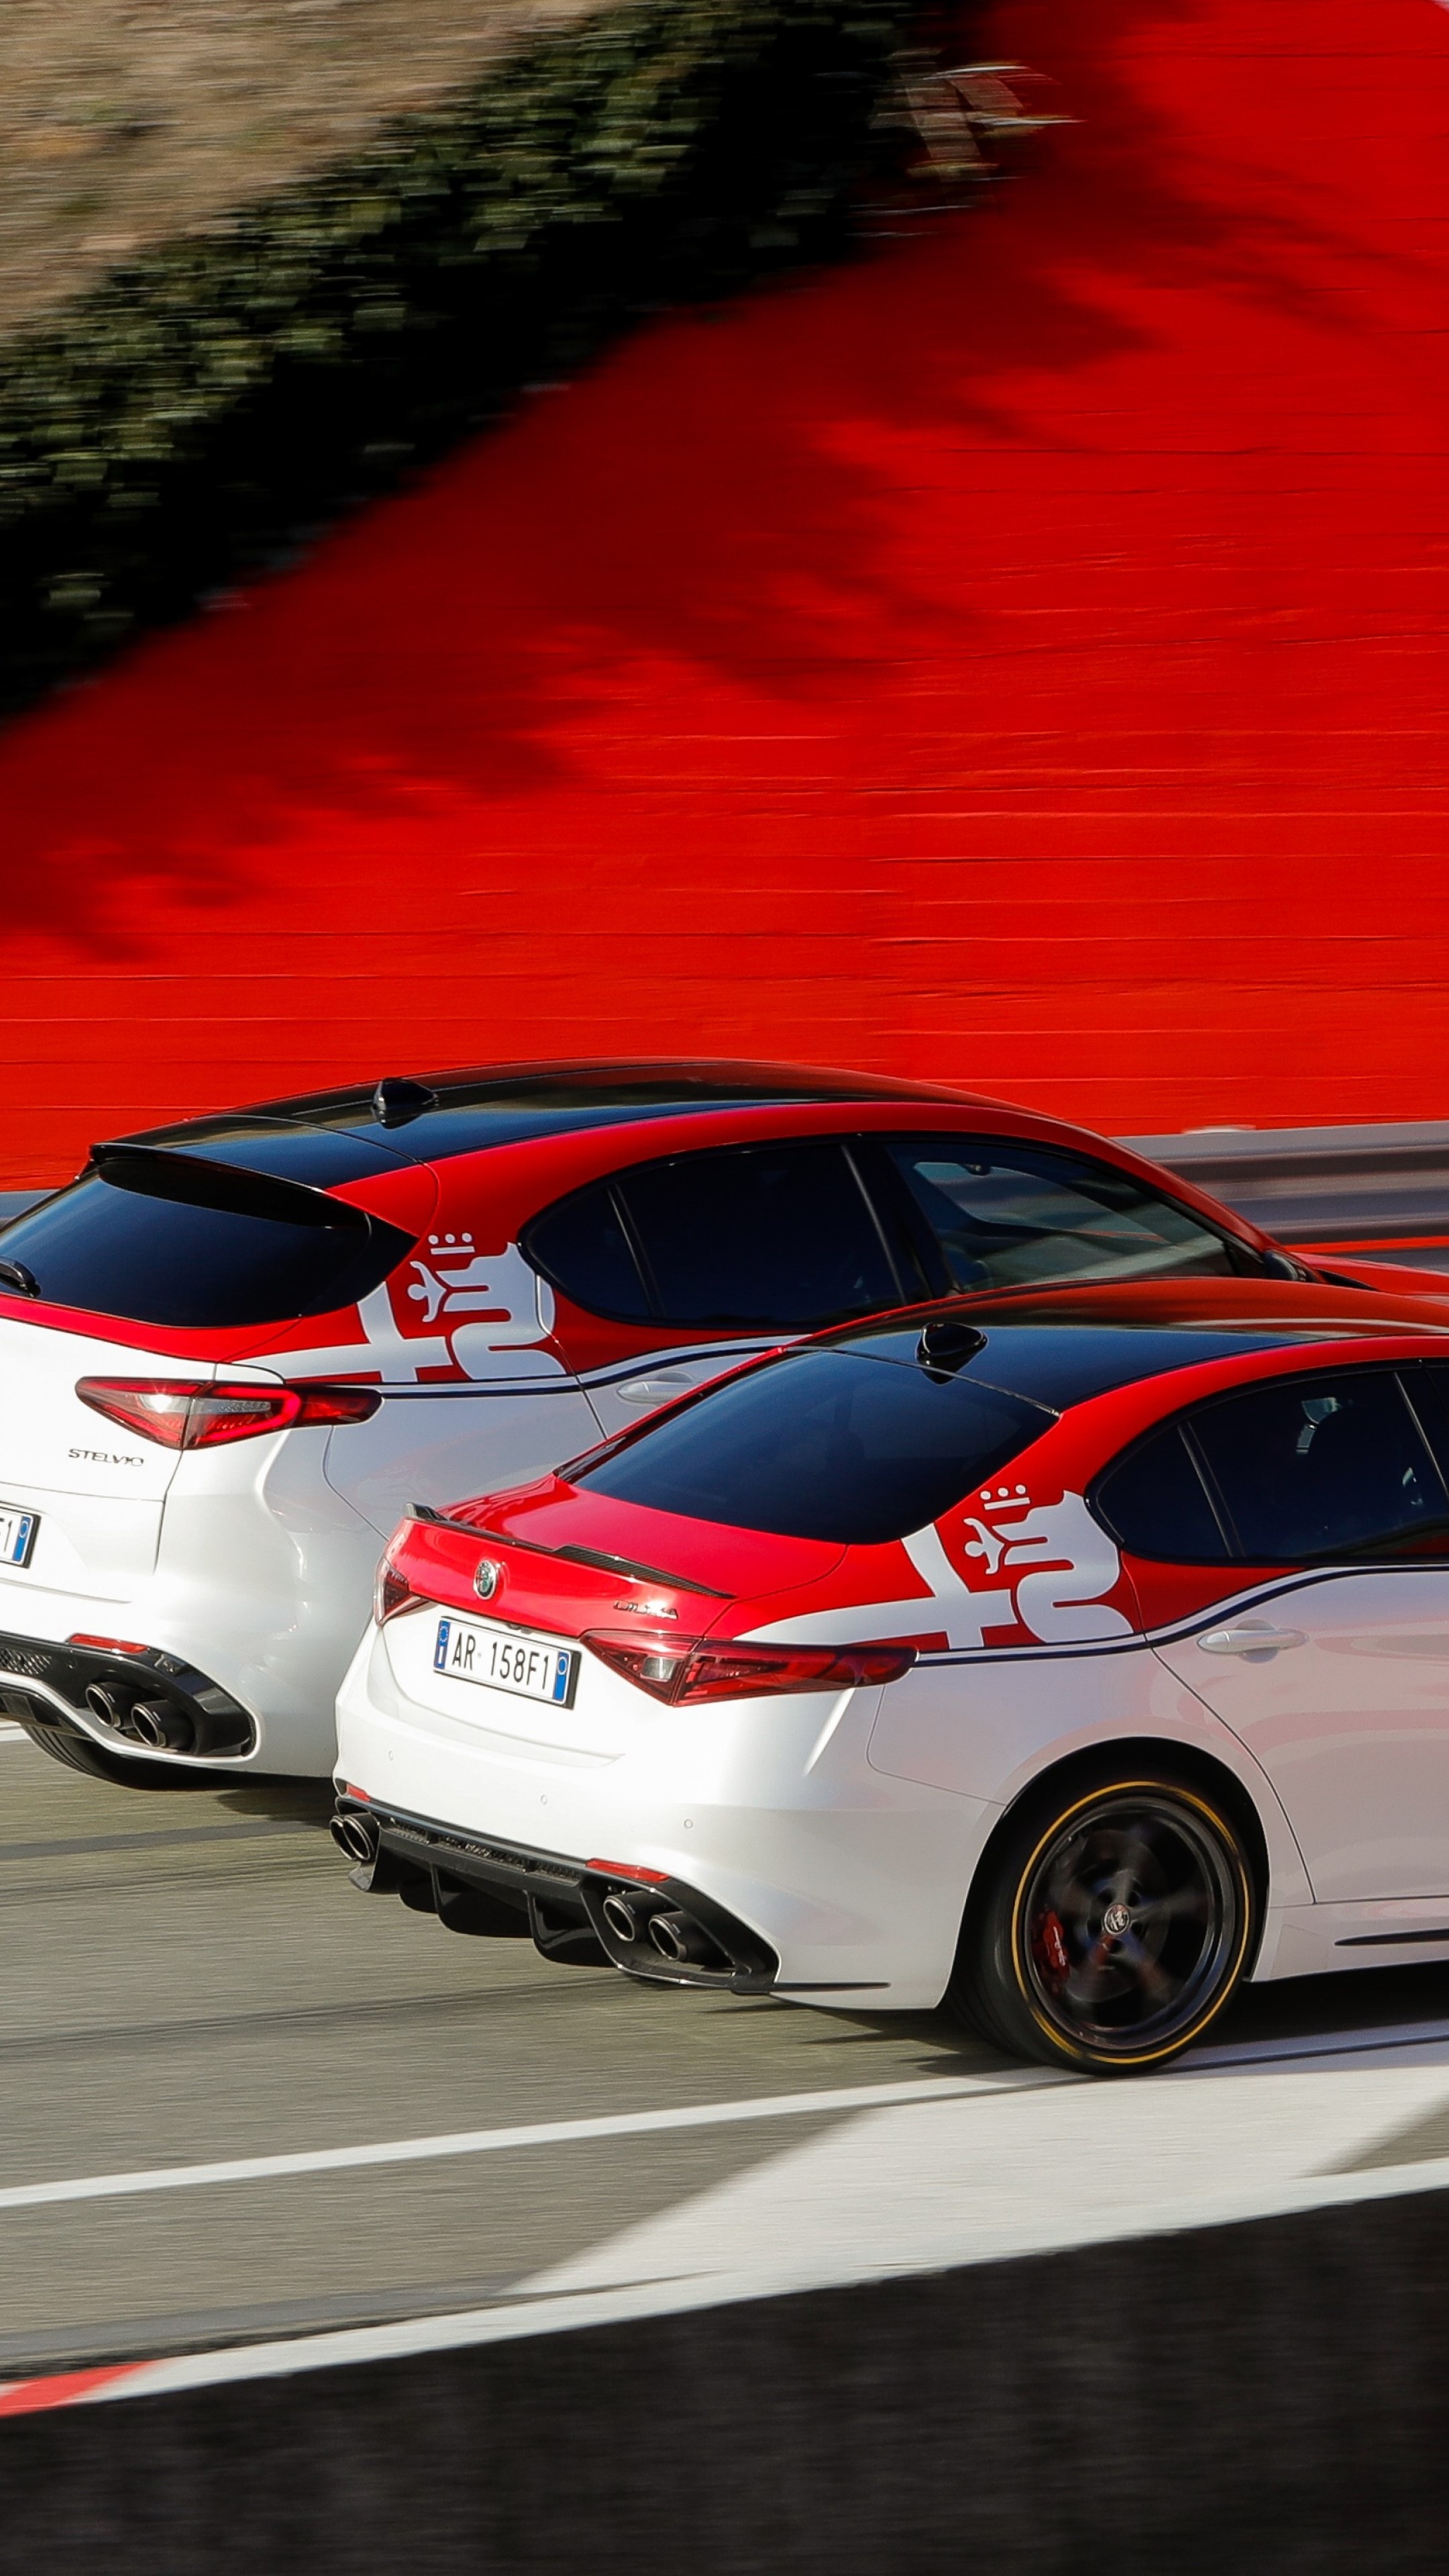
top-left (11, 1724), bottom-right (1449, 2377)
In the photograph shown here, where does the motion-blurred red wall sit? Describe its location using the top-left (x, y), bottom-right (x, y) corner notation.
top-left (0, 0), bottom-right (1446, 1185)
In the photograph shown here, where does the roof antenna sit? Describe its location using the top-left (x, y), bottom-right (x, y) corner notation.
top-left (916, 1317), bottom-right (987, 1378)
top-left (372, 1076), bottom-right (438, 1129)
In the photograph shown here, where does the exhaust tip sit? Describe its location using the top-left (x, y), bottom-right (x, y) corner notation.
top-left (647, 1911), bottom-right (691, 1963)
top-left (601, 1892), bottom-right (641, 1945)
top-left (128, 1700), bottom-right (195, 1753)
top-left (332, 1811), bottom-right (380, 1866)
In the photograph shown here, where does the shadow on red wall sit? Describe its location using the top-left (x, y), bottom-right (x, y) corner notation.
top-left (1, 0), bottom-right (1446, 1181)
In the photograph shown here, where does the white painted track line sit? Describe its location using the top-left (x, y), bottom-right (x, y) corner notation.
top-left (3, 2013), bottom-right (1446, 2220)
top-left (0, 2072), bottom-right (1049, 2216)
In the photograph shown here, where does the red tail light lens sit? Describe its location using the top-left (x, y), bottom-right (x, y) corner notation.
top-left (76, 1379), bottom-right (382, 1451)
top-left (582, 1631), bottom-right (916, 1706)
top-left (374, 1527), bottom-right (427, 1626)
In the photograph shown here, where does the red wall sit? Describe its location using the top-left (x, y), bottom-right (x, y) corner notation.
top-left (1, 0), bottom-right (1446, 1186)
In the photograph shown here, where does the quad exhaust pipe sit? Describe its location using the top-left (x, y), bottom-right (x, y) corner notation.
top-left (85, 1680), bottom-right (195, 1753)
top-left (595, 1884), bottom-right (729, 1970)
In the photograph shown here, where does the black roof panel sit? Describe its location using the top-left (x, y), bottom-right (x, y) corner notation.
top-left (95, 1116), bottom-right (409, 1186)
top-left (830, 1322), bottom-right (1302, 1413)
top-left (120, 1061), bottom-right (975, 1172)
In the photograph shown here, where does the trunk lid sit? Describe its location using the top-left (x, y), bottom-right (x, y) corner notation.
top-left (380, 1481), bottom-right (845, 1758)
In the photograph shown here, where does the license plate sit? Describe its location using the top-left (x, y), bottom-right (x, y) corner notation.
top-left (0, 1505), bottom-right (38, 1570)
top-left (433, 1617), bottom-right (578, 1709)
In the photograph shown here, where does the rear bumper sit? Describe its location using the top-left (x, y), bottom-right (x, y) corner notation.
top-left (333, 1796), bottom-right (787, 1994)
top-left (333, 1615), bottom-right (996, 2007)
top-left (0, 1628), bottom-right (256, 1761)
top-left (0, 1474), bottom-right (380, 1773)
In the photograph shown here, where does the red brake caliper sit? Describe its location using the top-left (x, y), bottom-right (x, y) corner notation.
top-left (1032, 1910), bottom-right (1070, 1984)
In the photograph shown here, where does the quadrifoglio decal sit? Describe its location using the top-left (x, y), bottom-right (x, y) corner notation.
top-left (955, 1485), bottom-right (1132, 1642)
top-left (751, 1487), bottom-right (1133, 1653)
top-left (901, 1487), bottom-right (1131, 1647)
top-left (264, 1242), bottom-right (563, 1383)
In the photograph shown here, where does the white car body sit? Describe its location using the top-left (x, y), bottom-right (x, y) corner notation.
top-left (334, 1293), bottom-right (1449, 2031)
top-left (337, 1586), bottom-right (1326, 2010)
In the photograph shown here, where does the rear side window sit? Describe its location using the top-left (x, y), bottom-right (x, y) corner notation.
top-left (883, 1137), bottom-right (1244, 1293)
top-left (1092, 1426), bottom-right (1232, 1564)
top-left (528, 1142), bottom-right (901, 1331)
top-left (523, 1186), bottom-right (652, 1324)
top-left (1185, 1381), bottom-right (1444, 1556)
top-left (0, 1176), bottom-right (413, 1329)
top-left (1187, 1370), bottom-right (1449, 1562)
top-left (571, 1346), bottom-right (1050, 1544)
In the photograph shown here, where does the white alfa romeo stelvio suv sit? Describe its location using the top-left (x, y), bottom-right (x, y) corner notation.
top-left (0, 1057), bottom-right (1414, 1786)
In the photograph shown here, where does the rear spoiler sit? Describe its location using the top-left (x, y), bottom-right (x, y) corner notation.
top-left (90, 1143), bottom-right (370, 1233)
top-left (407, 1502), bottom-right (729, 1597)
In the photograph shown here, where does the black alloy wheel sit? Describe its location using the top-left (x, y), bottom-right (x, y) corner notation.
top-left (954, 1772), bottom-right (1254, 2074)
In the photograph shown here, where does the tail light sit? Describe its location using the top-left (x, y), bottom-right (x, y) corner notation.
top-left (76, 1379), bottom-right (382, 1451)
top-left (582, 1630), bottom-right (916, 1706)
top-left (374, 1527), bottom-right (427, 1626)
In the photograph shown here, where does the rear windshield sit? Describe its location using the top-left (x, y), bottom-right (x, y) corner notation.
top-left (0, 1176), bottom-right (414, 1328)
top-left (571, 1348), bottom-right (1051, 1544)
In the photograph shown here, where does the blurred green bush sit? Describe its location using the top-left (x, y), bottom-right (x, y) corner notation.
top-left (0, 0), bottom-right (916, 718)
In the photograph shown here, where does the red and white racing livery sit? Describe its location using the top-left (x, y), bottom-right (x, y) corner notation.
top-left (336, 1277), bottom-right (1449, 2070)
top-left (0, 1055), bottom-right (1444, 1789)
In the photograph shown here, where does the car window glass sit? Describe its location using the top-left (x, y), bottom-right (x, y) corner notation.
top-left (1187, 1371), bottom-right (1449, 1562)
top-left (1402, 1364), bottom-right (1449, 1464)
top-left (572, 1347), bottom-right (1050, 1544)
top-left (619, 1142), bottom-right (900, 1330)
top-left (884, 1136), bottom-right (1243, 1292)
top-left (0, 1176), bottom-right (412, 1329)
top-left (524, 1184), bottom-right (651, 1323)
top-left (1091, 1426), bottom-right (1231, 1564)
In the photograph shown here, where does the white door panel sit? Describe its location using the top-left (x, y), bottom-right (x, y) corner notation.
top-left (868, 1640), bottom-right (1203, 1803)
top-left (323, 1383), bottom-right (599, 1538)
top-left (1155, 1570), bottom-right (1449, 1901)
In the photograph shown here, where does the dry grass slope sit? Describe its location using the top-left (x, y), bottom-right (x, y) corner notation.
top-left (0, 0), bottom-right (609, 337)
top-left (0, 0), bottom-right (916, 717)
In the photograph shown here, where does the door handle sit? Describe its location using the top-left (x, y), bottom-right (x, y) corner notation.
top-left (614, 1373), bottom-right (695, 1407)
top-left (1197, 1624), bottom-right (1307, 1656)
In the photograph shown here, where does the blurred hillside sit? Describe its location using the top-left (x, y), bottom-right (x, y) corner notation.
top-left (0, 0), bottom-right (602, 335)
top-left (0, 0), bottom-right (1442, 1175)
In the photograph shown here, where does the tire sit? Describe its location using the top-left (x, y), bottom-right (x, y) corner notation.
top-left (951, 1768), bottom-right (1255, 2075)
top-left (18, 1719), bottom-right (213, 1791)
